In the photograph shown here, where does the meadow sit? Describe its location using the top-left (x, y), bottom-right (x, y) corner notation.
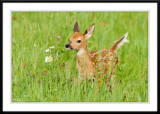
top-left (12, 12), bottom-right (148, 102)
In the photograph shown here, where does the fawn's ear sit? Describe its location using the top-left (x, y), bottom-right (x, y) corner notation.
top-left (84, 23), bottom-right (95, 39)
top-left (73, 21), bottom-right (79, 33)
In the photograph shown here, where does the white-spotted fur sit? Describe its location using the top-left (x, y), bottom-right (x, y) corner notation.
top-left (77, 48), bottom-right (85, 55)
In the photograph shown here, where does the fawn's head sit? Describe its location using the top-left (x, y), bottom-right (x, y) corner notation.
top-left (65, 22), bottom-right (95, 50)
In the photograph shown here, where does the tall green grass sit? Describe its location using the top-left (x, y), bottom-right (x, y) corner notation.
top-left (12, 12), bottom-right (148, 102)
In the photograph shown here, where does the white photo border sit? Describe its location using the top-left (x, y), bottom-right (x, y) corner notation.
top-left (3, 3), bottom-right (157, 111)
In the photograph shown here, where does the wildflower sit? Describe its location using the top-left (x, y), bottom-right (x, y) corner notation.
top-left (45, 56), bottom-right (53, 63)
top-left (41, 69), bottom-right (47, 75)
top-left (69, 77), bottom-right (72, 82)
top-left (42, 69), bottom-right (45, 72)
top-left (102, 82), bottom-right (104, 84)
top-left (98, 79), bottom-right (101, 82)
top-left (61, 62), bottom-right (65, 67)
top-left (23, 63), bottom-right (26, 69)
top-left (106, 82), bottom-right (109, 86)
top-left (105, 79), bottom-right (108, 82)
top-left (107, 77), bottom-right (110, 79)
top-left (55, 75), bottom-right (57, 78)
top-left (45, 49), bottom-right (50, 52)
top-left (43, 70), bottom-right (47, 76)
top-left (37, 78), bottom-right (40, 83)
top-left (101, 21), bottom-right (107, 25)
top-left (49, 46), bottom-right (55, 49)
top-left (57, 36), bottom-right (61, 39)
top-left (130, 52), bottom-right (133, 55)
top-left (32, 73), bottom-right (35, 79)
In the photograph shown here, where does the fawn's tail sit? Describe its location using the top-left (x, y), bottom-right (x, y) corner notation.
top-left (110, 32), bottom-right (129, 52)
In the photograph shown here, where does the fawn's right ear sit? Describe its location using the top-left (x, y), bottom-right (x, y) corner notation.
top-left (73, 21), bottom-right (79, 33)
top-left (84, 23), bottom-right (95, 39)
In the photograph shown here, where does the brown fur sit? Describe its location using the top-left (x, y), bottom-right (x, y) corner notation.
top-left (66, 22), bottom-right (128, 86)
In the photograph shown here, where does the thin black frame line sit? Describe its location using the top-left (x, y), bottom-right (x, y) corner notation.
top-left (1, 0), bottom-right (160, 3)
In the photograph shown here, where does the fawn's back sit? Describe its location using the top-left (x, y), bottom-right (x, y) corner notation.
top-left (89, 49), bottom-right (119, 77)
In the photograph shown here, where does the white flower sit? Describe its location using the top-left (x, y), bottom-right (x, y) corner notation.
top-left (49, 46), bottom-right (55, 49)
top-left (45, 49), bottom-right (50, 52)
top-left (45, 56), bottom-right (53, 63)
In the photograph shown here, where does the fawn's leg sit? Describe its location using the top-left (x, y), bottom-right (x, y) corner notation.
top-left (110, 66), bottom-right (118, 92)
top-left (110, 56), bottom-right (119, 91)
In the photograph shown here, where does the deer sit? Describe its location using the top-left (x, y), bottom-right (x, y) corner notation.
top-left (65, 21), bottom-right (129, 90)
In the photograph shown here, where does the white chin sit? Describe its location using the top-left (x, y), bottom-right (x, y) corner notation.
top-left (66, 48), bottom-right (71, 50)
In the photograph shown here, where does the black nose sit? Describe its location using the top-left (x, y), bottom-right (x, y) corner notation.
top-left (65, 44), bottom-right (69, 48)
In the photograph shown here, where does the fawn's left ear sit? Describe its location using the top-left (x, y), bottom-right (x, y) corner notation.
top-left (84, 23), bottom-right (95, 39)
top-left (73, 21), bottom-right (79, 33)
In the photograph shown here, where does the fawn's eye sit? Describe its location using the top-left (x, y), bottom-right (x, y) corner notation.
top-left (77, 40), bottom-right (81, 43)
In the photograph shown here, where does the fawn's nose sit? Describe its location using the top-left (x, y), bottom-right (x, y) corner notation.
top-left (65, 44), bottom-right (69, 48)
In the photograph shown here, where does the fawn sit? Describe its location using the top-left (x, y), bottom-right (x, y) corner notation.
top-left (65, 22), bottom-right (129, 87)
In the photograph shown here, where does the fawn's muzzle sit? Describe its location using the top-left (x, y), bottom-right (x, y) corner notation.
top-left (65, 44), bottom-right (69, 48)
top-left (65, 43), bottom-right (73, 50)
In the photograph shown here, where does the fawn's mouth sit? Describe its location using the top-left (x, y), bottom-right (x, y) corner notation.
top-left (65, 44), bottom-right (73, 50)
top-left (66, 47), bottom-right (73, 50)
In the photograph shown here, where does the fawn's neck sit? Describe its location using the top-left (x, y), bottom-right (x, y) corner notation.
top-left (77, 48), bottom-right (88, 57)
top-left (76, 48), bottom-right (95, 76)
top-left (76, 48), bottom-right (93, 63)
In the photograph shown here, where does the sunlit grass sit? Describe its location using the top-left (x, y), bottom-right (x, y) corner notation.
top-left (12, 12), bottom-right (148, 102)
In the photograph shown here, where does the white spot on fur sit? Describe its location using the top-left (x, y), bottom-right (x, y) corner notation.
top-left (89, 53), bottom-right (92, 57)
top-left (77, 48), bottom-right (85, 55)
top-left (103, 52), bottom-right (111, 60)
top-left (89, 50), bottom-right (103, 58)
top-left (110, 56), bottom-right (113, 60)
